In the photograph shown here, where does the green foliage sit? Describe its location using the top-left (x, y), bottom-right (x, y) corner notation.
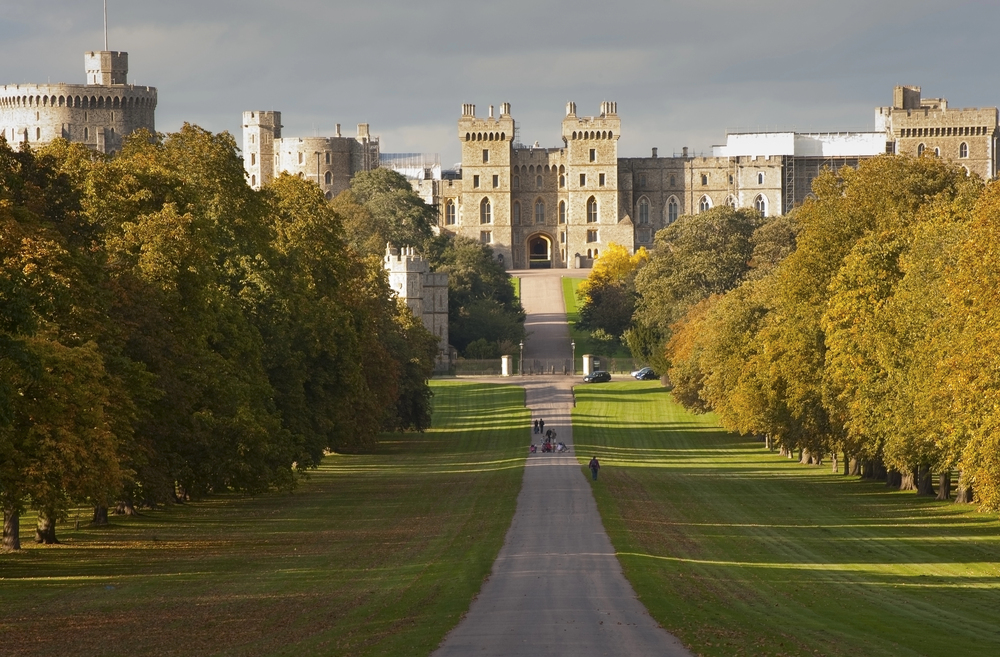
top-left (332, 168), bottom-right (435, 257)
top-left (424, 234), bottom-right (525, 356)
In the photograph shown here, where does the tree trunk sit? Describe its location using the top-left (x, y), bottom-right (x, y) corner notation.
top-left (814, 452), bottom-right (823, 467)
top-left (799, 448), bottom-right (810, 465)
top-left (831, 452), bottom-right (839, 473)
top-left (862, 459), bottom-right (874, 479)
top-left (115, 500), bottom-right (138, 517)
top-left (885, 470), bottom-right (902, 489)
top-left (935, 471), bottom-right (952, 501)
top-left (899, 469), bottom-right (916, 491)
top-left (874, 460), bottom-right (887, 481)
top-left (955, 471), bottom-right (974, 504)
top-left (917, 465), bottom-right (934, 496)
top-left (35, 512), bottom-right (58, 545)
top-left (849, 457), bottom-right (861, 477)
top-left (92, 505), bottom-right (109, 526)
top-left (765, 434), bottom-right (773, 451)
top-left (2, 510), bottom-right (20, 551)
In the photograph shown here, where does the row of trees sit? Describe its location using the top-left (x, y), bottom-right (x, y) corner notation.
top-left (630, 155), bottom-right (1000, 511)
top-left (1, 128), bottom-right (442, 550)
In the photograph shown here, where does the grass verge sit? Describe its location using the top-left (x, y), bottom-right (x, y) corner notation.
top-left (573, 381), bottom-right (1000, 657)
top-left (0, 380), bottom-right (528, 657)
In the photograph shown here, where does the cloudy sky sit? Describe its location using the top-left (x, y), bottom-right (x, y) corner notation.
top-left (3, 0), bottom-right (997, 166)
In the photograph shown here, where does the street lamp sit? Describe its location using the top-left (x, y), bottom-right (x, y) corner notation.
top-left (519, 341), bottom-right (524, 376)
top-left (571, 340), bottom-right (576, 375)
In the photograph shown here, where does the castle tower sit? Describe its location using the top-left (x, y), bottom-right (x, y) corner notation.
top-left (457, 103), bottom-right (515, 265)
top-left (384, 244), bottom-right (450, 370)
top-left (242, 111), bottom-right (281, 190)
top-left (561, 101), bottom-right (626, 265)
top-left (85, 51), bottom-right (128, 85)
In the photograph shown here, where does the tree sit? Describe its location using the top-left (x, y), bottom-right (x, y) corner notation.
top-left (333, 168), bottom-right (435, 257)
top-left (577, 244), bottom-right (647, 345)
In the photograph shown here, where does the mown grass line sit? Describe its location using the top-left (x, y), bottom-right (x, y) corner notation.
top-left (512, 275), bottom-right (521, 302)
top-left (0, 380), bottom-right (528, 657)
top-left (573, 381), bottom-right (1000, 657)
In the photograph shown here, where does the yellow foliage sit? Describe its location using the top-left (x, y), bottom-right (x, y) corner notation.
top-left (578, 243), bottom-right (648, 303)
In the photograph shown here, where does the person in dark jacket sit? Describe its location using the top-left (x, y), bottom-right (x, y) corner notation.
top-left (589, 456), bottom-right (600, 481)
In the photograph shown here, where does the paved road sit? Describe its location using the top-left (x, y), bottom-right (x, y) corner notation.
top-left (433, 270), bottom-right (691, 657)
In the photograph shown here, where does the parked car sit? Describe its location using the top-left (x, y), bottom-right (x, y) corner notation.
top-left (583, 370), bottom-right (612, 383)
top-left (631, 366), bottom-right (658, 380)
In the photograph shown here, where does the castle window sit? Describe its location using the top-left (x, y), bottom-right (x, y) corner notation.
top-left (754, 194), bottom-right (767, 217)
top-left (586, 229), bottom-right (598, 243)
top-left (251, 174), bottom-right (256, 186)
top-left (513, 175), bottom-right (520, 189)
top-left (580, 173), bottom-right (586, 186)
top-left (446, 200), bottom-right (457, 225)
top-left (480, 198), bottom-right (492, 224)
top-left (934, 147), bottom-right (940, 157)
top-left (699, 196), bottom-right (711, 213)
top-left (251, 153), bottom-right (256, 166)
top-left (326, 192), bottom-right (332, 200)
top-left (726, 196), bottom-right (736, 208)
top-left (536, 175), bottom-right (543, 189)
top-left (84, 127), bottom-right (89, 139)
top-left (298, 152), bottom-right (303, 164)
top-left (701, 174), bottom-right (708, 185)
top-left (669, 174), bottom-right (676, 186)
top-left (480, 230), bottom-right (492, 244)
top-left (729, 175), bottom-right (734, 185)
top-left (560, 231), bottom-right (566, 244)
top-left (590, 148), bottom-right (596, 162)
top-left (587, 196), bottom-right (598, 223)
top-left (667, 197), bottom-right (679, 224)
top-left (35, 127), bottom-right (40, 140)
top-left (483, 149), bottom-right (489, 163)
top-left (474, 175), bottom-right (480, 188)
top-left (559, 175), bottom-right (565, 188)
top-left (535, 200), bottom-right (545, 225)
top-left (639, 173), bottom-right (646, 186)
top-left (960, 142), bottom-right (969, 158)
top-left (917, 143), bottom-right (925, 156)
top-left (638, 198), bottom-right (649, 225)
top-left (757, 172), bottom-right (764, 185)
top-left (513, 201), bottom-right (521, 225)
top-left (493, 175), bottom-right (499, 188)
top-left (325, 171), bottom-right (332, 185)
top-left (559, 200), bottom-right (566, 224)
top-left (599, 173), bottom-right (606, 186)
top-left (325, 152), bottom-right (330, 164)
top-left (250, 134), bottom-right (255, 144)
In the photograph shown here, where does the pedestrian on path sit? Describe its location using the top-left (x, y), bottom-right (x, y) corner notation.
top-left (539, 418), bottom-right (545, 433)
top-left (533, 419), bottom-right (539, 434)
top-left (589, 456), bottom-right (601, 481)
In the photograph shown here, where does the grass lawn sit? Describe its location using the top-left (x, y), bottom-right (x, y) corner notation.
top-left (512, 275), bottom-right (521, 302)
top-left (0, 380), bottom-right (528, 657)
top-left (562, 277), bottom-right (631, 361)
top-left (573, 381), bottom-right (1000, 657)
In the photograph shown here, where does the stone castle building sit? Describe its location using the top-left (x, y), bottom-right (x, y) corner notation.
top-left (0, 50), bottom-right (156, 154)
top-left (426, 87), bottom-right (997, 270)
top-left (242, 111), bottom-right (380, 199)
top-left (383, 245), bottom-right (450, 370)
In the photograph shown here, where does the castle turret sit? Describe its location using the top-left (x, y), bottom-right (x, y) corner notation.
top-left (242, 111), bottom-right (281, 190)
top-left (85, 51), bottom-right (128, 85)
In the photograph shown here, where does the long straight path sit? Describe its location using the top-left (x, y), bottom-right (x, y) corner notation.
top-left (433, 270), bottom-right (691, 657)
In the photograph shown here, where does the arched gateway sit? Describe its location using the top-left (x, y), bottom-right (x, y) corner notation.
top-left (527, 234), bottom-right (553, 269)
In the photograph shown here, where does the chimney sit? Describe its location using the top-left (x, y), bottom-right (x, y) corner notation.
top-left (335, 123), bottom-right (341, 137)
top-left (651, 147), bottom-right (658, 158)
top-left (682, 146), bottom-right (688, 157)
top-left (489, 105), bottom-right (494, 119)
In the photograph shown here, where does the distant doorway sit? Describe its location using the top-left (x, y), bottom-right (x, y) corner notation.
top-left (528, 235), bottom-right (552, 269)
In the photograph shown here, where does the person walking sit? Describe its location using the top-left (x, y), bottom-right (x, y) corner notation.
top-left (533, 419), bottom-right (539, 434)
top-left (539, 418), bottom-right (545, 434)
top-left (589, 456), bottom-right (601, 481)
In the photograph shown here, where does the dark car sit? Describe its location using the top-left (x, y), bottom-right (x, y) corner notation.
top-left (583, 370), bottom-right (611, 383)
top-left (631, 366), bottom-right (658, 380)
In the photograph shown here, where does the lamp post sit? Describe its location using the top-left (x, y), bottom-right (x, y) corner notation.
top-left (519, 341), bottom-right (524, 376)
top-left (571, 340), bottom-right (575, 375)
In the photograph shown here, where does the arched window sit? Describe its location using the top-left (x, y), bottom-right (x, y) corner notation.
top-left (559, 174), bottom-right (565, 188)
top-left (667, 197), bottom-right (679, 224)
top-left (536, 175), bottom-right (543, 189)
top-left (480, 198), bottom-right (492, 224)
top-left (446, 200), bottom-right (457, 225)
top-left (324, 171), bottom-right (332, 185)
top-left (638, 197), bottom-right (649, 224)
top-left (934, 147), bottom-right (940, 157)
top-left (757, 172), bottom-right (764, 185)
top-left (325, 192), bottom-right (333, 200)
top-left (35, 127), bottom-right (40, 140)
top-left (559, 200), bottom-right (566, 224)
top-left (513, 201), bottom-right (521, 225)
top-left (587, 197), bottom-right (598, 223)
top-left (917, 143), bottom-right (925, 156)
top-left (535, 200), bottom-right (545, 224)
top-left (701, 174), bottom-right (708, 186)
top-left (960, 142), bottom-right (969, 158)
top-left (699, 196), bottom-right (711, 213)
top-left (513, 175), bottom-right (520, 189)
top-left (754, 194), bottom-right (767, 217)
top-left (725, 196), bottom-right (736, 208)
top-left (251, 174), bottom-right (256, 186)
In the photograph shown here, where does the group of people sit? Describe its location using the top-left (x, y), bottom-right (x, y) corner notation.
top-left (528, 417), bottom-right (601, 479)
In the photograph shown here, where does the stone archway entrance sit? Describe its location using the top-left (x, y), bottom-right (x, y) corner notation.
top-left (527, 234), bottom-right (553, 269)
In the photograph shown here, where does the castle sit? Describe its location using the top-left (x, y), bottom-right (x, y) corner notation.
top-left (419, 87), bottom-right (998, 269)
top-left (242, 111), bottom-right (380, 199)
top-left (384, 245), bottom-right (450, 370)
top-left (0, 50), bottom-right (156, 154)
